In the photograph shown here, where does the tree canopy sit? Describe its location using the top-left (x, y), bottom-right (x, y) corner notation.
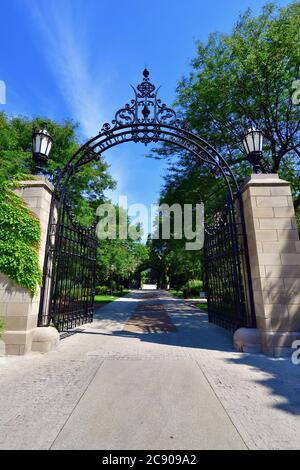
top-left (154, 1), bottom-right (300, 194)
top-left (0, 112), bottom-right (116, 225)
top-left (174, 2), bottom-right (300, 171)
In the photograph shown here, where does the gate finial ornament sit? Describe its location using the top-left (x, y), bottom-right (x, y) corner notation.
top-left (101, 69), bottom-right (180, 133)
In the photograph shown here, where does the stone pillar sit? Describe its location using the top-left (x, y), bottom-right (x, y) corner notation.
top-left (239, 174), bottom-right (300, 356)
top-left (0, 178), bottom-right (58, 355)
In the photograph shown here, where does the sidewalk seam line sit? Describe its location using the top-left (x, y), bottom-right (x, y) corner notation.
top-left (194, 359), bottom-right (250, 450)
top-left (49, 358), bottom-right (106, 450)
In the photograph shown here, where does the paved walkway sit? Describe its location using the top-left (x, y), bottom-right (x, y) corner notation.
top-left (0, 290), bottom-right (300, 449)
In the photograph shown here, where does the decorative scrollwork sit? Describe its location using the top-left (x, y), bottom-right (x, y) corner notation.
top-left (114, 104), bottom-right (135, 126)
top-left (156, 102), bottom-right (177, 124)
top-left (101, 122), bottom-right (111, 132)
top-left (137, 81), bottom-right (155, 98)
top-left (100, 68), bottom-right (182, 135)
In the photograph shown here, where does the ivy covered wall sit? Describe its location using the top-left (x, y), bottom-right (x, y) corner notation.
top-left (0, 179), bottom-right (42, 295)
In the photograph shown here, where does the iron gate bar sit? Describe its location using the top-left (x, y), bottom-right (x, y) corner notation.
top-left (203, 192), bottom-right (255, 331)
top-left (38, 192), bottom-right (97, 331)
top-left (236, 193), bottom-right (256, 328)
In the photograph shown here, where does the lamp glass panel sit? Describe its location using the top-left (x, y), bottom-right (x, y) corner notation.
top-left (40, 133), bottom-right (51, 156)
top-left (252, 131), bottom-right (263, 152)
top-left (243, 129), bottom-right (263, 154)
top-left (34, 134), bottom-right (41, 153)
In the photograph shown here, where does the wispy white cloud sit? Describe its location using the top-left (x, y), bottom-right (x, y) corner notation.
top-left (28, 0), bottom-right (128, 196)
top-left (28, 0), bottom-right (106, 138)
top-left (27, 0), bottom-right (161, 216)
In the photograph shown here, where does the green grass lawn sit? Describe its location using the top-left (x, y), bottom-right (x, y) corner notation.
top-left (94, 290), bottom-right (130, 307)
top-left (170, 289), bottom-right (207, 303)
top-left (195, 302), bottom-right (208, 312)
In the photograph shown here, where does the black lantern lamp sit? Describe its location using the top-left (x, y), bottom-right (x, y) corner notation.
top-left (242, 127), bottom-right (264, 173)
top-left (32, 123), bottom-right (53, 174)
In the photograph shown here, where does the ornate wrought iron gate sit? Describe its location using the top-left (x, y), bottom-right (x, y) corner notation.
top-left (38, 194), bottom-right (97, 331)
top-left (37, 69), bottom-right (256, 334)
top-left (203, 193), bottom-right (256, 331)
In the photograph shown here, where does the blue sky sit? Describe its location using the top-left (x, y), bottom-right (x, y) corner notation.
top-left (0, 0), bottom-right (290, 230)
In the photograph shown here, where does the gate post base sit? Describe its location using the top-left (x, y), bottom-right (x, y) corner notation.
top-left (260, 331), bottom-right (300, 357)
top-left (233, 328), bottom-right (262, 353)
top-left (31, 327), bottom-right (59, 353)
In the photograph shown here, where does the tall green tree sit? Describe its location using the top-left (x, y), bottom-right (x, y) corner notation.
top-left (175, 2), bottom-right (300, 168)
top-left (154, 1), bottom-right (300, 209)
top-left (96, 206), bottom-right (149, 287)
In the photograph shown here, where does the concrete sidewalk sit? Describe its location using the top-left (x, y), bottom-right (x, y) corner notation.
top-left (0, 290), bottom-right (300, 449)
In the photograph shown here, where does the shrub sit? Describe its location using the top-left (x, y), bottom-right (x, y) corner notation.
top-left (95, 285), bottom-right (109, 295)
top-left (186, 279), bottom-right (203, 297)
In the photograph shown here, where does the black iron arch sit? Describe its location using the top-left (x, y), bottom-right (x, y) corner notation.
top-left (54, 68), bottom-right (239, 200)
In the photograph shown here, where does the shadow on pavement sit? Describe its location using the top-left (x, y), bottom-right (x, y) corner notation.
top-left (87, 290), bottom-right (300, 416)
top-left (86, 290), bottom-right (235, 352)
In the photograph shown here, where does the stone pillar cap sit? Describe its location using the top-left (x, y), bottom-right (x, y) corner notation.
top-left (240, 173), bottom-right (289, 193)
top-left (18, 177), bottom-right (54, 193)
